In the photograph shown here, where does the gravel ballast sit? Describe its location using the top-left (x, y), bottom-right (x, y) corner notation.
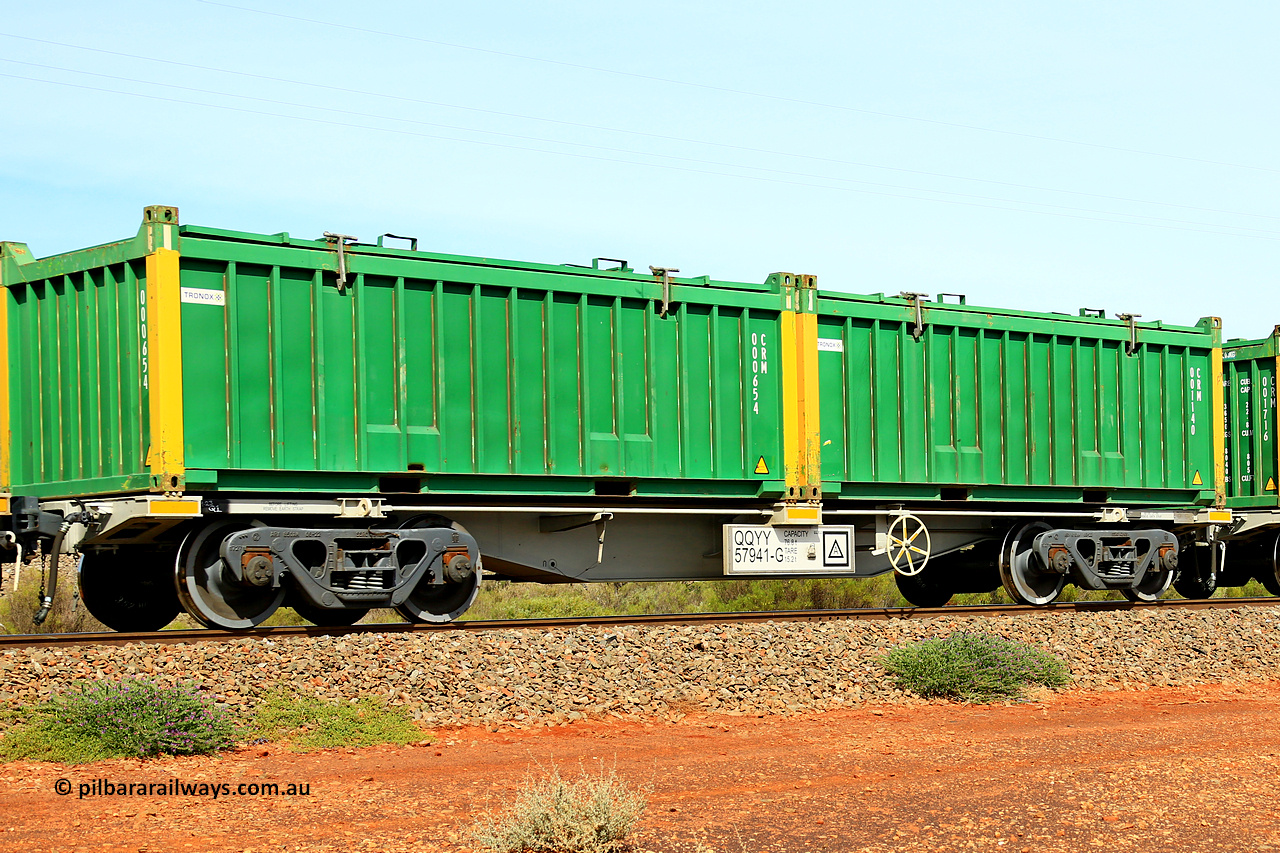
top-left (3, 608), bottom-right (1279, 726)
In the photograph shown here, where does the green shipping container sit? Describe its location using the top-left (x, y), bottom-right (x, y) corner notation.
top-left (0, 207), bottom-right (792, 501)
top-left (1222, 329), bottom-right (1280, 507)
top-left (0, 206), bottom-right (1224, 511)
top-left (0, 207), bottom-right (1237, 629)
top-left (813, 291), bottom-right (1222, 506)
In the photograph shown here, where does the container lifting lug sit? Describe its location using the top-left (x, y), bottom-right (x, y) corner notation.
top-left (899, 292), bottom-right (928, 342)
top-left (1117, 312), bottom-right (1142, 356)
top-left (323, 232), bottom-right (357, 294)
top-left (650, 266), bottom-right (679, 318)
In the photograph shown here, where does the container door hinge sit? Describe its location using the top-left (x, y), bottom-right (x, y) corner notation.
top-left (1117, 313), bottom-right (1142, 355)
top-left (323, 232), bottom-right (357, 294)
top-left (650, 266), bottom-right (679, 318)
top-left (900, 292), bottom-right (928, 342)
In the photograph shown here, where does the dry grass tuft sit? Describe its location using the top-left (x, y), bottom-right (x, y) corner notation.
top-left (0, 558), bottom-right (107, 634)
top-left (471, 765), bottom-right (647, 853)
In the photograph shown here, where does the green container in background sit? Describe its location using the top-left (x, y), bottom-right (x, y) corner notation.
top-left (1222, 329), bottom-right (1280, 507)
top-left (814, 292), bottom-right (1221, 506)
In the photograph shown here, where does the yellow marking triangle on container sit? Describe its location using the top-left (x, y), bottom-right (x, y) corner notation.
top-left (1192, 471), bottom-right (1203, 485)
top-left (1267, 477), bottom-right (1277, 492)
top-left (755, 456), bottom-right (770, 475)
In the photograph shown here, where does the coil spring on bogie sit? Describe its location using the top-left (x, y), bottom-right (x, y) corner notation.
top-left (333, 570), bottom-right (391, 590)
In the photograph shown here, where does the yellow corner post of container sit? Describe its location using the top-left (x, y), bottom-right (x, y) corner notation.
top-left (1210, 326), bottom-right (1226, 508)
top-left (779, 274), bottom-right (821, 500)
top-left (0, 279), bottom-right (8, 493)
top-left (1274, 325), bottom-right (1280, 508)
top-left (145, 249), bottom-right (186, 492)
top-left (795, 307), bottom-right (821, 489)
top-left (780, 305), bottom-right (800, 491)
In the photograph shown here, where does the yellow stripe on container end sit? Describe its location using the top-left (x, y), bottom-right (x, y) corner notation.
top-left (145, 249), bottom-right (186, 492)
top-left (779, 277), bottom-right (822, 499)
top-left (780, 310), bottom-right (801, 492)
top-left (795, 310), bottom-right (821, 491)
top-left (0, 281), bottom-right (9, 492)
top-left (1211, 341), bottom-right (1225, 508)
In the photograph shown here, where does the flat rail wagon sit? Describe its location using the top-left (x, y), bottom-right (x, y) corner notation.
top-left (0, 207), bottom-right (1230, 630)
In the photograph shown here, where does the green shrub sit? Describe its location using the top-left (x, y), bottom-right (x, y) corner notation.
top-left (0, 679), bottom-right (234, 762)
top-left (247, 692), bottom-right (424, 751)
top-left (881, 632), bottom-right (1071, 703)
top-left (472, 766), bottom-right (647, 853)
top-left (259, 607), bottom-right (310, 627)
top-left (1233, 578), bottom-right (1272, 598)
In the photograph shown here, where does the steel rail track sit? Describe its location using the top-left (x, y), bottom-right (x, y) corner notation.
top-left (3, 596), bottom-right (1279, 651)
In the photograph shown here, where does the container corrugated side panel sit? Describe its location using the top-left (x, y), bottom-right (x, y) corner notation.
top-left (816, 295), bottom-right (1217, 504)
top-left (1223, 332), bottom-right (1279, 507)
top-left (178, 235), bottom-right (787, 497)
top-left (6, 256), bottom-right (151, 496)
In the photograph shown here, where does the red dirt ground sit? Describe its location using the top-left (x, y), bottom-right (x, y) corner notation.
top-left (2, 682), bottom-right (1279, 852)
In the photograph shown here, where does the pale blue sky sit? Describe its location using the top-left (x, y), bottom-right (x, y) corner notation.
top-left (2, 1), bottom-right (1276, 339)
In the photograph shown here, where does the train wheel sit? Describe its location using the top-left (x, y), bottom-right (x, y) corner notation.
top-left (287, 591), bottom-right (369, 627)
top-left (999, 521), bottom-right (1063, 606)
top-left (78, 550), bottom-right (181, 632)
top-left (895, 569), bottom-right (953, 608)
top-left (396, 569), bottom-right (480, 623)
top-left (1120, 562), bottom-right (1173, 603)
top-left (1256, 532), bottom-right (1280, 597)
top-left (176, 522), bottom-right (286, 629)
top-left (1172, 541), bottom-right (1217, 600)
top-left (395, 520), bottom-right (481, 623)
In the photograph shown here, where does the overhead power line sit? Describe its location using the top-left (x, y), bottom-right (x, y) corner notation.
top-left (7, 56), bottom-right (1279, 237)
top-left (3, 69), bottom-right (1277, 244)
top-left (1, 32), bottom-right (1276, 226)
top-left (196, 0), bottom-right (1280, 176)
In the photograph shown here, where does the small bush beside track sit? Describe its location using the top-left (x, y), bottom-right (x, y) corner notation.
top-left (0, 679), bottom-right (234, 762)
top-left (0, 680), bottom-right (428, 762)
top-left (881, 632), bottom-right (1071, 703)
top-left (471, 765), bottom-right (648, 853)
top-left (247, 691), bottom-right (426, 751)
